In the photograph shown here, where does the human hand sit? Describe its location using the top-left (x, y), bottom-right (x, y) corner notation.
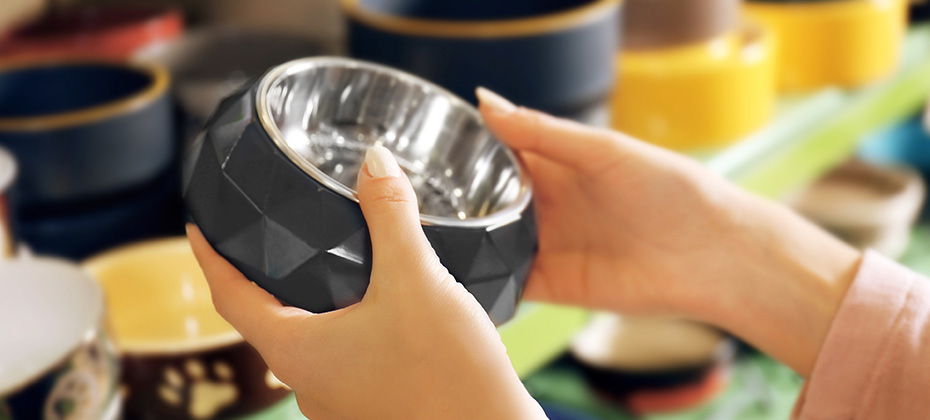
top-left (477, 88), bottom-right (862, 376)
top-left (187, 145), bottom-right (546, 420)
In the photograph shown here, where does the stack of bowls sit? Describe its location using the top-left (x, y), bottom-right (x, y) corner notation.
top-left (0, 60), bottom-right (181, 259)
top-left (744, 0), bottom-right (908, 92)
top-left (0, 7), bottom-right (183, 61)
top-left (609, 0), bottom-right (776, 150)
top-left (342, 0), bottom-right (621, 125)
top-left (84, 238), bottom-right (292, 420)
top-left (0, 256), bottom-right (121, 420)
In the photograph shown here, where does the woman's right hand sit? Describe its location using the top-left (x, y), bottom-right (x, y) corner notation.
top-left (476, 88), bottom-right (862, 376)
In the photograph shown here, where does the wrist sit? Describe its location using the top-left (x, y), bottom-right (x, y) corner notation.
top-left (683, 190), bottom-right (862, 376)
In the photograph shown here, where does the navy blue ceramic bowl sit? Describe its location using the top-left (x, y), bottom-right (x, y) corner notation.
top-left (343, 0), bottom-right (620, 119)
top-left (16, 167), bottom-right (183, 260)
top-left (0, 61), bottom-right (174, 209)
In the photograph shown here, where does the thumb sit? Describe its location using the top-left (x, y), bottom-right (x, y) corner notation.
top-left (356, 145), bottom-right (446, 286)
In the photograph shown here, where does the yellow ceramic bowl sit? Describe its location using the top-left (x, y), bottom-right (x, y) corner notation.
top-left (745, 0), bottom-right (908, 92)
top-left (609, 24), bottom-right (775, 150)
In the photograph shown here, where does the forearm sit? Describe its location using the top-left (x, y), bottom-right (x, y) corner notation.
top-left (687, 189), bottom-right (862, 376)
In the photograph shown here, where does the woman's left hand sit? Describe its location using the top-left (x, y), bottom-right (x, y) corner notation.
top-left (187, 145), bottom-right (546, 420)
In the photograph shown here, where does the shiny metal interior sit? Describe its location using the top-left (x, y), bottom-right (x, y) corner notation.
top-left (256, 57), bottom-right (532, 227)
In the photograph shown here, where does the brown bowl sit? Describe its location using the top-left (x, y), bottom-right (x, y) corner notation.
top-left (83, 238), bottom-right (291, 420)
top-left (622, 0), bottom-right (740, 50)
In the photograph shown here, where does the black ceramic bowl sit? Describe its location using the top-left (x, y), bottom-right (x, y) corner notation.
top-left (184, 57), bottom-right (537, 324)
top-left (0, 61), bottom-right (174, 210)
top-left (343, 0), bottom-right (620, 120)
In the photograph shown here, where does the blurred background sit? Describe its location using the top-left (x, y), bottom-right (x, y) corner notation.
top-left (0, 0), bottom-right (929, 419)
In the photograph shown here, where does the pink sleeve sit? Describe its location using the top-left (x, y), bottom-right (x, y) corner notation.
top-left (793, 250), bottom-right (930, 419)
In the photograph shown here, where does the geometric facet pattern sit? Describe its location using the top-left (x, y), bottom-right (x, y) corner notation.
top-left (184, 80), bottom-right (537, 325)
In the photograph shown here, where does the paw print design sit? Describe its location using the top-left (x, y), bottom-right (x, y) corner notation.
top-left (157, 359), bottom-right (238, 419)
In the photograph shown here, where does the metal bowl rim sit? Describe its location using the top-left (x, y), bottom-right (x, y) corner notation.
top-left (255, 56), bottom-right (533, 229)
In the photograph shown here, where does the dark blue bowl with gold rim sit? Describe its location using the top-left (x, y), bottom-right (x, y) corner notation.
top-left (0, 60), bottom-right (173, 210)
top-left (343, 0), bottom-right (621, 121)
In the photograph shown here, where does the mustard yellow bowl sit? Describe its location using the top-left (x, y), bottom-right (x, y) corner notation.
top-left (744, 0), bottom-right (908, 92)
top-left (609, 24), bottom-right (776, 151)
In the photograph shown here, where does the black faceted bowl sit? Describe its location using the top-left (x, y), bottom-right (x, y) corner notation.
top-left (184, 57), bottom-right (537, 324)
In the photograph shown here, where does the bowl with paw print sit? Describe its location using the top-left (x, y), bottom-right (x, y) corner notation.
top-left (83, 238), bottom-right (291, 420)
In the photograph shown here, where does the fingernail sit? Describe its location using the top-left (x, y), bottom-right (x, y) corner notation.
top-left (364, 144), bottom-right (402, 178)
top-left (476, 87), bottom-right (516, 114)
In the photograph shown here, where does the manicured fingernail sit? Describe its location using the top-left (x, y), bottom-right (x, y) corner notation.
top-left (476, 87), bottom-right (516, 114)
top-left (364, 144), bottom-right (402, 178)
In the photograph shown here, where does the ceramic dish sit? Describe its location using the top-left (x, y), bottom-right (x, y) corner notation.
top-left (744, 0), bottom-right (908, 92)
top-left (135, 26), bottom-right (340, 144)
top-left (0, 147), bottom-right (16, 258)
top-left (343, 0), bottom-right (620, 118)
top-left (84, 238), bottom-right (291, 420)
top-left (16, 167), bottom-right (183, 260)
top-left (571, 314), bottom-right (735, 415)
top-left (790, 159), bottom-right (926, 258)
top-left (0, 256), bottom-right (119, 420)
top-left (622, 0), bottom-right (740, 50)
top-left (0, 60), bottom-right (174, 210)
top-left (610, 22), bottom-right (776, 150)
top-left (0, 7), bottom-right (183, 61)
top-left (184, 57), bottom-right (536, 324)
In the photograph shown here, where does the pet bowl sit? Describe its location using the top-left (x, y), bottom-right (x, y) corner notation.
top-left (184, 57), bottom-right (536, 324)
top-left (343, 0), bottom-right (620, 119)
top-left (0, 60), bottom-right (173, 209)
top-left (84, 238), bottom-right (291, 420)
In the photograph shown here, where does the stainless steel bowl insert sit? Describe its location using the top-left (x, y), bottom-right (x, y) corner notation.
top-left (257, 57), bottom-right (532, 227)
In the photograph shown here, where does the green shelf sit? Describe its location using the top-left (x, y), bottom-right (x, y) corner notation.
top-left (240, 25), bottom-right (930, 420)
